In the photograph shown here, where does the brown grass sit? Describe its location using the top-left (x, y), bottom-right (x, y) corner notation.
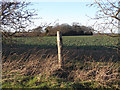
top-left (2, 48), bottom-right (120, 88)
top-left (72, 61), bottom-right (120, 88)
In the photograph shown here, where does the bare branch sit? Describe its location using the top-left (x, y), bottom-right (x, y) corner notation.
top-left (0, 0), bottom-right (37, 35)
top-left (87, 0), bottom-right (120, 34)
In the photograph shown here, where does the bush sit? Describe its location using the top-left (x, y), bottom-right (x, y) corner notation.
top-left (45, 24), bottom-right (93, 36)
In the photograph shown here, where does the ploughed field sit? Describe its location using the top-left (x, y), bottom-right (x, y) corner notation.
top-left (2, 35), bottom-right (120, 88)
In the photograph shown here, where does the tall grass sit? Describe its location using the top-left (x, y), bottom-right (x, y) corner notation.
top-left (2, 48), bottom-right (120, 89)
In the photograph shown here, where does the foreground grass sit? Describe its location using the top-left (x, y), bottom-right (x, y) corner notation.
top-left (2, 57), bottom-right (120, 89)
top-left (2, 48), bottom-right (120, 89)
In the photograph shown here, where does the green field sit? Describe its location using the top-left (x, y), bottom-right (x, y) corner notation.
top-left (2, 35), bottom-right (120, 89)
top-left (5, 35), bottom-right (119, 49)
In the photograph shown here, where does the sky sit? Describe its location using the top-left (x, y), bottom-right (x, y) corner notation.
top-left (0, 0), bottom-right (118, 33)
top-left (26, 1), bottom-right (98, 29)
top-left (15, 0), bottom-right (119, 33)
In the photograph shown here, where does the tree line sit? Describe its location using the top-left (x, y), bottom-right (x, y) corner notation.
top-left (29, 23), bottom-right (94, 36)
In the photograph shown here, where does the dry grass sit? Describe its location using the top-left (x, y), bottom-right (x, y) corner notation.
top-left (2, 48), bottom-right (120, 88)
top-left (72, 61), bottom-right (120, 88)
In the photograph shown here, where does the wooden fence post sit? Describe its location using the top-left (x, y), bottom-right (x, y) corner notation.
top-left (57, 31), bottom-right (63, 69)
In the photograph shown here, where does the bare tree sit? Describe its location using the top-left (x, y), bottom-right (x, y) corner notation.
top-left (88, 0), bottom-right (120, 34)
top-left (0, 0), bottom-right (37, 38)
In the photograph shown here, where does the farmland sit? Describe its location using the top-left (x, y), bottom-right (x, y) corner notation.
top-left (4, 35), bottom-right (119, 49)
top-left (2, 35), bottom-right (120, 89)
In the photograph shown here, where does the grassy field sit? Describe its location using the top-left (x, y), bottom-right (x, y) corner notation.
top-left (8, 35), bottom-right (119, 49)
top-left (2, 35), bottom-right (120, 89)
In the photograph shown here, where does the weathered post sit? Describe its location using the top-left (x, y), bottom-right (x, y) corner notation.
top-left (118, 1), bottom-right (120, 34)
top-left (57, 31), bottom-right (63, 69)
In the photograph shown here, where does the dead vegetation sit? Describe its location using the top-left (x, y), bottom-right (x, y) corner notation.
top-left (2, 47), bottom-right (120, 88)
